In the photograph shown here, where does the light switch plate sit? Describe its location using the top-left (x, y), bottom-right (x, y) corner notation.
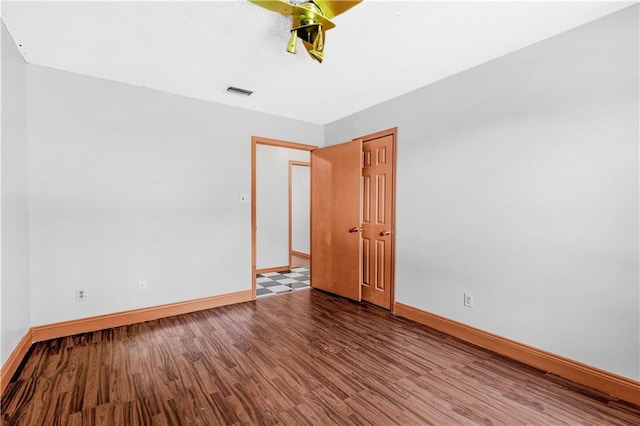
top-left (464, 292), bottom-right (474, 308)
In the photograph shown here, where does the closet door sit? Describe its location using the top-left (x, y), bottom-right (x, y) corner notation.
top-left (310, 140), bottom-right (363, 301)
top-left (361, 135), bottom-right (395, 309)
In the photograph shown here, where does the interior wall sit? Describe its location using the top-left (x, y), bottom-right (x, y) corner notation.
top-left (1, 21), bottom-right (30, 365)
top-left (256, 146), bottom-right (309, 269)
top-left (291, 164), bottom-right (310, 255)
top-left (27, 65), bottom-right (322, 326)
top-left (324, 5), bottom-right (639, 380)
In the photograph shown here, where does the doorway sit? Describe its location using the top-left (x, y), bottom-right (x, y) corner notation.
top-left (251, 137), bottom-right (317, 300)
top-left (251, 128), bottom-right (397, 309)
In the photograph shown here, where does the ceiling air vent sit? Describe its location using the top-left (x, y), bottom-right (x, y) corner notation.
top-left (226, 86), bottom-right (253, 96)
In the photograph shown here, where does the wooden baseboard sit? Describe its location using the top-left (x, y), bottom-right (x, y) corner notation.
top-left (32, 290), bottom-right (253, 342)
top-left (394, 302), bottom-right (640, 406)
top-left (1, 329), bottom-right (33, 395)
top-left (256, 265), bottom-right (290, 274)
top-left (291, 251), bottom-right (310, 259)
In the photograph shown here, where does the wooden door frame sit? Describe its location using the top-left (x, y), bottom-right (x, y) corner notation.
top-left (288, 161), bottom-right (311, 268)
top-left (251, 137), bottom-right (318, 300)
top-left (355, 127), bottom-right (398, 312)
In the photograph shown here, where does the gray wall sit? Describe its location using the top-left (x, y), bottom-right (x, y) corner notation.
top-left (291, 164), bottom-right (310, 255)
top-left (1, 21), bottom-right (30, 365)
top-left (27, 65), bottom-right (322, 326)
top-left (325, 6), bottom-right (639, 380)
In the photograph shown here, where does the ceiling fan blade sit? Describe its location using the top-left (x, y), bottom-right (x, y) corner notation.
top-left (313, 0), bottom-right (362, 19)
top-left (248, 0), bottom-right (295, 17)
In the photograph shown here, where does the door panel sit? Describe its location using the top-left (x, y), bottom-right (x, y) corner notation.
top-left (361, 135), bottom-right (394, 309)
top-left (311, 140), bottom-right (363, 301)
top-left (362, 238), bottom-right (370, 286)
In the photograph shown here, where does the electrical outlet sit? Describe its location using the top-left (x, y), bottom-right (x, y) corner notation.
top-left (76, 289), bottom-right (87, 301)
top-left (464, 292), bottom-right (474, 308)
top-left (138, 279), bottom-right (147, 291)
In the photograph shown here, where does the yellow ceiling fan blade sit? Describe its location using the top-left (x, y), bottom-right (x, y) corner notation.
top-left (313, 0), bottom-right (362, 19)
top-left (248, 0), bottom-right (295, 17)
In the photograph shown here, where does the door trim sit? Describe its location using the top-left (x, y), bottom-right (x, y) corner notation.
top-left (289, 160), bottom-right (311, 269)
top-left (355, 127), bottom-right (398, 312)
top-left (251, 137), bottom-right (318, 300)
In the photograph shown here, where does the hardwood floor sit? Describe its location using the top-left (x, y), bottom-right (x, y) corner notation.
top-left (290, 253), bottom-right (309, 269)
top-left (3, 290), bottom-right (639, 425)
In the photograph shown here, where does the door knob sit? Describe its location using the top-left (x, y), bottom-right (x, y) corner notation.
top-left (349, 227), bottom-right (362, 233)
top-left (380, 230), bottom-right (391, 236)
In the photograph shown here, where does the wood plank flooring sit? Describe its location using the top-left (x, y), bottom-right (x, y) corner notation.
top-left (290, 254), bottom-right (309, 269)
top-left (2, 289), bottom-right (639, 425)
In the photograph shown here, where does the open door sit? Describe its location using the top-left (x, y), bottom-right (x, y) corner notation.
top-left (311, 140), bottom-right (363, 301)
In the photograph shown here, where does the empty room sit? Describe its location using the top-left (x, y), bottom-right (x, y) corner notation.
top-left (1, 1), bottom-right (639, 424)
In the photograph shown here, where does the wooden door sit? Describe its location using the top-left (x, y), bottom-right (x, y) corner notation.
top-left (361, 135), bottom-right (395, 309)
top-left (311, 140), bottom-right (363, 301)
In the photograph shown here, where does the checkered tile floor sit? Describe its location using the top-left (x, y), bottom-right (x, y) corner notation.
top-left (256, 266), bottom-right (310, 297)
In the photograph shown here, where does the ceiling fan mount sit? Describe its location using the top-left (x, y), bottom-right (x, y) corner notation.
top-left (249, 0), bottom-right (362, 63)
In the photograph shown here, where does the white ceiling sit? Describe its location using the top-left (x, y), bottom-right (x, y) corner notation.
top-left (2, 0), bottom-right (634, 124)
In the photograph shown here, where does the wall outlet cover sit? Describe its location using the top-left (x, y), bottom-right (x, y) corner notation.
top-left (76, 289), bottom-right (87, 301)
